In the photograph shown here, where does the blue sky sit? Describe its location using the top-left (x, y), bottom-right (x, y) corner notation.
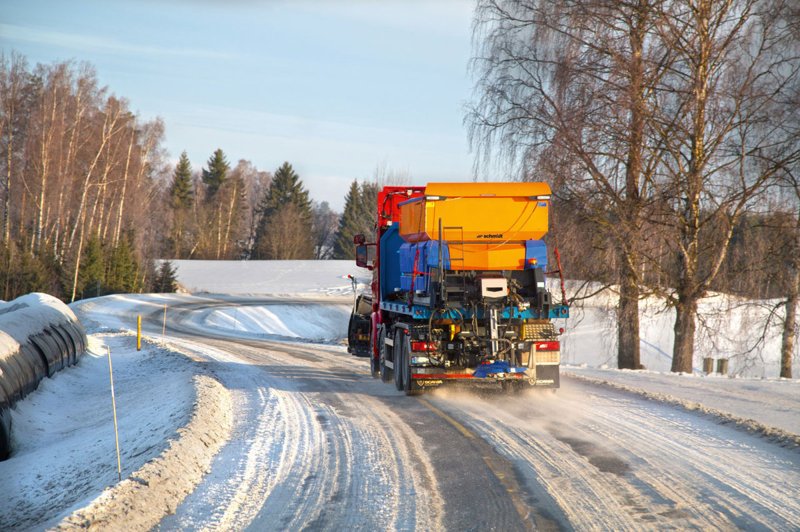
top-left (1, 0), bottom-right (476, 210)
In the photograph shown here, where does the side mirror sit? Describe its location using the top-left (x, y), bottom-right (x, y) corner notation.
top-left (355, 243), bottom-right (375, 270)
top-left (353, 234), bottom-right (366, 245)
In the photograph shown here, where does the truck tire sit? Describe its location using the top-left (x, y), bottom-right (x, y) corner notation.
top-left (370, 357), bottom-right (380, 378)
top-left (379, 326), bottom-right (393, 383)
top-left (393, 329), bottom-right (404, 391)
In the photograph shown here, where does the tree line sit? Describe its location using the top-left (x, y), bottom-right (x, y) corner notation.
top-left (4, 8), bottom-right (796, 379)
top-left (164, 150), bottom-right (379, 262)
top-left (469, 0), bottom-right (800, 377)
top-left (0, 52), bottom-right (380, 302)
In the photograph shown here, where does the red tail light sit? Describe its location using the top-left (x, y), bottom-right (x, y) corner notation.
top-left (535, 341), bottom-right (560, 351)
top-left (411, 341), bottom-right (438, 352)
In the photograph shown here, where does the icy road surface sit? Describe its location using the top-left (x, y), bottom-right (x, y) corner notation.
top-left (152, 298), bottom-right (800, 529)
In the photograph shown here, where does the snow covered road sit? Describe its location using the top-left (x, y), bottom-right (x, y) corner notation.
top-left (3, 291), bottom-right (799, 530)
top-left (156, 334), bottom-right (445, 531)
top-left (430, 381), bottom-right (800, 529)
top-left (155, 298), bottom-right (800, 530)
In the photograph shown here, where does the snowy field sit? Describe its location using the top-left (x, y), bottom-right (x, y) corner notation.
top-left (561, 286), bottom-right (795, 378)
top-left (170, 259), bottom-right (364, 298)
top-left (0, 260), bottom-right (797, 529)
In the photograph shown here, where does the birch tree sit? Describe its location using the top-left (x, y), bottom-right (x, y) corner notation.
top-left (312, 201), bottom-right (340, 260)
top-left (653, 0), bottom-right (800, 372)
top-left (470, 0), bottom-right (674, 369)
top-left (0, 52), bottom-right (30, 244)
top-left (0, 55), bottom-right (168, 300)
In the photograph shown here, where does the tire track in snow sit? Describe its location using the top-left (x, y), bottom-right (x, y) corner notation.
top-left (449, 410), bottom-right (640, 530)
top-left (244, 386), bottom-right (330, 530)
top-left (157, 327), bottom-right (443, 531)
top-left (238, 342), bottom-right (445, 531)
top-left (146, 300), bottom-right (799, 530)
top-left (579, 388), bottom-right (800, 528)
top-left (427, 379), bottom-right (800, 530)
top-left (154, 340), bottom-right (289, 530)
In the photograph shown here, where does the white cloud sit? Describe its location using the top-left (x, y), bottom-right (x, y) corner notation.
top-left (0, 23), bottom-right (232, 59)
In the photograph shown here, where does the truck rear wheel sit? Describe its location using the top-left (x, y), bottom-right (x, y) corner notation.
top-left (401, 335), bottom-right (410, 393)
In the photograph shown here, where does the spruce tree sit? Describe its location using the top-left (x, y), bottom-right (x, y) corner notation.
top-left (16, 249), bottom-right (50, 295)
top-left (1, 242), bottom-right (53, 300)
top-left (106, 233), bottom-right (140, 293)
top-left (170, 151), bottom-right (193, 209)
top-left (202, 148), bottom-right (229, 197)
top-left (256, 162), bottom-right (312, 220)
top-left (333, 180), bottom-right (379, 259)
top-left (169, 152), bottom-right (195, 258)
top-left (252, 162), bottom-right (314, 258)
top-left (333, 180), bottom-right (362, 259)
top-left (79, 236), bottom-right (105, 298)
top-left (153, 260), bottom-right (178, 292)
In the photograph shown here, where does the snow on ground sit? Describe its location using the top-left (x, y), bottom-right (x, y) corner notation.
top-left (0, 332), bottom-right (199, 529)
top-left (199, 303), bottom-right (350, 343)
top-left (559, 282), bottom-right (798, 378)
top-left (564, 367), bottom-right (800, 437)
top-left (0, 260), bottom-right (798, 530)
top-left (171, 259), bottom-right (367, 298)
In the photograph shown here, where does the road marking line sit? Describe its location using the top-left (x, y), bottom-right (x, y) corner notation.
top-left (419, 398), bottom-right (536, 531)
top-left (420, 398), bottom-right (475, 440)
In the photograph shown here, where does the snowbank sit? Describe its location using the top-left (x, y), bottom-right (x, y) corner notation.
top-left (0, 293), bottom-right (233, 530)
top-left (57, 373), bottom-right (232, 531)
top-left (564, 368), bottom-right (800, 449)
top-left (200, 303), bottom-right (350, 343)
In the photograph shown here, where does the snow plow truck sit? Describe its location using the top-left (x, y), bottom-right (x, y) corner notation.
top-left (350, 182), bottom-right (569, 395)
